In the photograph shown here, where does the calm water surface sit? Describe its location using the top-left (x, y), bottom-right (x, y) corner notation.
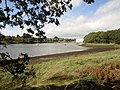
top-left (1, 43), bottom-right (89, 59)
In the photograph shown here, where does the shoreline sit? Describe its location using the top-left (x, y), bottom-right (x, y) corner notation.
top-left (29, 46), bottom-right (119, 64)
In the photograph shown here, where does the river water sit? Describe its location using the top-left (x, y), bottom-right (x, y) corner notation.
top-left (0, 43), bottom-right (89, 59)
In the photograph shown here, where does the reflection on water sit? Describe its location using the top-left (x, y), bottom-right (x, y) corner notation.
top-left (1, 43), bottom-right (89, 59)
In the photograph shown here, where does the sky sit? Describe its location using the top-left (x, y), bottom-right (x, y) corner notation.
top-left (1, 0), bottom-right (120, 39)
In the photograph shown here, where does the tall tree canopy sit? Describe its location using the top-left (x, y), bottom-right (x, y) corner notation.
top-left (84, 28), bottom-right (120, 44)
top-left (0, 0), bottom-right (94, 35)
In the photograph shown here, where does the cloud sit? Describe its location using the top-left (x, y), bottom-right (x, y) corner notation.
top-left (1, 27), bottom-right (28, 36)
top-left (43, 0), bottom-right (120, 38)
top-left (43, 16), bottom-right (89, 38)
top-left (71, 0), bottom-right (82, 7)
top-left (1, 0), bottom-right (120, 39)
top-left (88, 0), bottom-right (120, 30)
top-left (95, 0), bottom-right (120, 16)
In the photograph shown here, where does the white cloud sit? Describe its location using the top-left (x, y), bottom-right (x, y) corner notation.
top-left (71, 0), bottom-right (82, 7)
top-left (1, 27), bottom-right (28, 36)
top-left (95, 0), bottom-right (120, 16)
top-left (1, 0), bottom-right (120, 39)
top-left (43, 0), bottom-right (120, 38)
top-left (88, 0), bottom-right (120, 31)
top-left (43, 16), bottom-right (89, 38)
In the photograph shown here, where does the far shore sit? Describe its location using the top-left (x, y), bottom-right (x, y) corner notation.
top-left (30, 46), bottom-right (119, 64)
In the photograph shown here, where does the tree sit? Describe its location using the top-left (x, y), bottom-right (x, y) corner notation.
top-left (0, 33), bottom-right (5, 43)
top-left (84, 29), bottom-right (120, 44)
top-left (53, 36), bottom-right (59, 42)
top-left (84, 0), bottom-right (94, 4)
top-left (36, 30), bottom-right (46, 43)
top-left (0, 0), bottom-right (94, 34)
top-left (0, 0), bottom-right (72, 34)
top-left (22, 33), bottom-right (32, 38)
top-left (17, 34), bottom-right (20, 38)
top-left (0, 0), bottom-right (95, 87)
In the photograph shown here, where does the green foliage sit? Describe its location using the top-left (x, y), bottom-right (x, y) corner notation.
top-left (0, 0), bottom-right (73, 34)
top-left (0, 33), bottom-right (75, 44)
top-left (0, 53), bottom-right (35, 87)
top-left (31, 49), bottom-right (120, 85)
top-left (1, 49), bottom-right (120, 89)
top-left (84, 0), bottom-right (95, 4)
top-left (0, 0), bottom-right (94, 35)
top-left (53, 36), bottom-right (59, 42)
top-left (0, 0), bottom-right (95, 89)
top-left (84, 28), bottom-right (120, 44)
top-left (22, 33), bottom-right (32, 38)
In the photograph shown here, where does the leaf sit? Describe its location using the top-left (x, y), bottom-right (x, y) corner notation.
top-left (4, 7), bottom-right (10, 12)
top-left (83, 0), bottom-right (94, 4)
top-left (27, 28), bottom-right (34, 34)
top-left (0, 0), bottom-right (76, 35)
top-left (24, 20), bottom-right (30, 26)
top-left (49, 18), bottom-right (55, 23)
top-left (20, 25), bottom-right (24, 29)
top-left (17, 11), bottom-right (23, 16)
top-left (69, 4), bottom-right (73, 10)
top-left (55, 19), bottom-right (60, 25)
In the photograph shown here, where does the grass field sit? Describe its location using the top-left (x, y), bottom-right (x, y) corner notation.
top-left (82, 43), bottom-right (120, 48)
top-left (33, 49), bottom-right (120, 84)
top-left (0, 44), bottom-right (120, 90)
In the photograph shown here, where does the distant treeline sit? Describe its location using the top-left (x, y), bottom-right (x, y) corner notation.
top-left (0, 33), bottom-right (75, 44)
top-left (84, 28), bottom-right (120, 44)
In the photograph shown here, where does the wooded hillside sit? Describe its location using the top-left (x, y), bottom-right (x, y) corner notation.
top-left (84, 28), bottom-right (120, 44)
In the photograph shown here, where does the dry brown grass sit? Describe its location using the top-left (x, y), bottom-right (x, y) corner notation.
top-left (82, 61), bottom-right (120, 82)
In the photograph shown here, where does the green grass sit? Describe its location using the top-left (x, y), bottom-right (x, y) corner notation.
top-left (0, 49), bottom-right (120, 89)
top-left (32, 49), bottom-right (120, 85)
top-left (82, 43), bottom-right (120, 48)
